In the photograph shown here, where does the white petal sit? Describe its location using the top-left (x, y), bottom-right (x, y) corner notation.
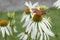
top-left (23, 20), bottom-right (32, 27)
top-left (23, 35), bottom-right (28, 40)
top-left (25, 22), bottom-right (33, 34)
top-left (33, 2), bottom-right (38, 8)
top-left (37, 32), bottom-right (40, 39)
top-left (38, 23), bottom-right (43, 40)
top-left (19, 33), bottom-right (24, 39)
top-left (5, 27), bottom-right (10, 36)
top-left (21, 13), bottom-right (27, 22)
top-left (47, 35), bottom-right (49, 40)
top-left (19, 35), bottom-right (24, 39)
top-left (7, 26), bottom-right (12, 35)
top-left (29, 1), bottom-right (32, 8)
top-left (17, 33), bottom-right (23, 37)
top-left (25, 2), bottom-right (30, 7)
top-left (13, 26), bottom-right (17, 33)
top-left (43, 18), bottom-right (52, 28)
top-left (31, 22), bottom-right (37, 39)
top-left (1, 27), bottom-right (5, 38)
top-left (39, 22), bottom-right (55, 37)
top-left (25, 15), bottom-right (30, 22)
top-left (44, 33), bottom-right (46, 40)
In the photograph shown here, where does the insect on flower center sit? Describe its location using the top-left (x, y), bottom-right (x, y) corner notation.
top-left (25, 8), bottom-right (31, 14)
top-left (33, 9), bottom-right (47, 15)
top-left (33, 14), bottom-right (42, 22)
top-left (0, 20), bottom-right (8, 27)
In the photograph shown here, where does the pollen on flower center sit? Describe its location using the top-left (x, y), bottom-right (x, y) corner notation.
top-left (25, 8), bottom-right (31, 14)
top-left (33, 14), bottom-right (42, 22)
top-left (0, 20), bottom-right (8, 27)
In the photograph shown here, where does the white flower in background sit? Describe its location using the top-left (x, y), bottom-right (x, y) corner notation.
top-left (21, 1), bottom-right (38, 22)
top-left (53, 0), bottom-right (60, 8)
top-left (17, 32), bottom-right (28, 40)
top-left (0, 20), bottom-right (12, 38)
top-left (0, 20), bottom-right (17, 38)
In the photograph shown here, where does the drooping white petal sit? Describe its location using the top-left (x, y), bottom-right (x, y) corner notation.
top-left (31, 22), bottom-right (37, 40)
top-left (7, 26), bottom-right (12, 35)
top-left (19, 33), bottom-right (24, 39)
top-left (25, 15), bottom-right (30, 22)
top-left (25, 22), bottom-right (33, 34)
top-left (43, 18), bottom-right (52, 28)
top-left (19, 35), bottom-right (24, 39)
top-left (23, 20), bottom-right (32, 27)
top-left (1, 27), bottom-right (5, 38)
top-left (17, 32), bottom-right (24, 37)
top-left (38, 23), bottom-right (43, 40)
top-left (13, 26), bottom-right (17, 33)
top-left (22, 34), bottom-right (28, 40)
top-left (44, 33), bottom-right (47, 40)
top-left (21, 13), bottom-right (27, 22)
top-left (18, 32), bottom-right (28, 40)
top-left (47, 35), bottom-right (49, 40)
top-left (37, 32), bottom-right (40, 39)
top-left (39, 22), bottom-right (55, 37)
top-left (5, 27), bottom-right (10, 36)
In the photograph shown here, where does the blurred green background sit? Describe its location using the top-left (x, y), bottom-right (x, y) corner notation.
top-left (0, 7), bottom-right (60, 40)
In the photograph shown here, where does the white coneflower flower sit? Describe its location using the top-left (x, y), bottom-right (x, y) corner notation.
top-left (0, 20), bottom-right (12, 38)
top-left (23, 14), bottom-right (55, 40)
top-left (53, 0), bottom-right (60, 9)
top-left (21, 1), bottom-right (38, 22)
top-left (17, 32), bottom-right (28, 40)
top-left (22, 6), bottom-right (55, 40)
top-left (0, 20), bottom-right (17, 38)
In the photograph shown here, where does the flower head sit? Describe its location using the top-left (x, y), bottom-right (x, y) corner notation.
top-left (0, 20), bottom-right (11, 38)
top-left (25, 8), bottom-right (31, 15)
top-left (21, 1), bottom-right (38, 22)
top-left (0, 20), bottom-right (17, 38)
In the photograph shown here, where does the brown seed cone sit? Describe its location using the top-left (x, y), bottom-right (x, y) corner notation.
top-left (33, 14), bottom-right (43, 22)
top-left (25, 8), bottom-right (31, 14)
top-left (0, 20), bottom-right (8, 27)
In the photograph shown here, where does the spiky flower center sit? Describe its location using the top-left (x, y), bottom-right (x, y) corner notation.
top-left (25, 8), bottom-right (31, 14)
top-left (0, 20), bottom-right (8, 27)
top-left (33, 14), bottom-right (42, 22)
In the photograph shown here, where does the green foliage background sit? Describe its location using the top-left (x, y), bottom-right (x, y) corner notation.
top-left (0, 7), bottom-right (60, 40)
